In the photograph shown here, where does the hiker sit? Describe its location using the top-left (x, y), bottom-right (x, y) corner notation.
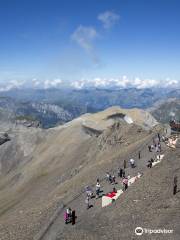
top-left (173, 176), bottom-right (178, 195)
top-left (122, 177), bottom-right (128, 191)
top-left (96, 181), bottom-right (101, 199)
top-left (106, 172), bottom-right (110, 182)
top-left (64, 211), bottom-right (68, 224)
top-left (148, 145), bottom-right (152, 152)
top-left (147, 160), bottom-right (152, 168)
top-left (158, 143), bottom-right (161, 152)
top-left (122, 168), bottom-right (125, 178)
top-left (123, 159), bottom-right (127, 169)
top-left (150, 158), bottom-right (154, 163)
top-left (108, 174), bottom-right (112, 184)
top-left (155, 144), bottom-right (160, 152)
top-left (118, 168), bottom-right (123, 178)
top-left (129, 158), bottom-right (135, 168)
top-left (158, 133), bottom-right (161, 142)
top-left (118, 168), bottom-right (120, 177)
top-left (66, 208), bottom-right (72, 223)
top-left (113, 187), bottom-right (117, 193)
top-left (85, 196), bottom-right (90, 209)
top-left (86, 186), bottom-right (93, 198)
top-left (71, 210), bottom-right (76, 225)
top-left (112, 175), bottom-right (116, 184)
top-left (138, 151), bottom-right (141, 159)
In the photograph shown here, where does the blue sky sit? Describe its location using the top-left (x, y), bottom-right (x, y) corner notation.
top-left (0, 0), bottom-right (180, 89)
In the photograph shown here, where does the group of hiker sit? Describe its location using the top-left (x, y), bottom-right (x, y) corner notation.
top-left (84, 179), bottom-right (102, 209)
top-left (64, 132), bottom-right (179, 225)
top-left (106, 158), bottom-right (137, 190)
top-left (148, 135), bottom-right (162, 153)
top-left (106, 168), bottom-right (129, 191)
top-left (147, 158), bottom-right (154, 168)
top-left (106, 173), bottom-right (116, 184)
top-left (148, 142), bottom-right (161, 152)
top-left (147, 133), bottom-right (179, 196)
top-left (146, 134), bottom-right (164, 168)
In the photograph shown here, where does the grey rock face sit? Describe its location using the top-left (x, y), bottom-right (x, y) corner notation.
top-left (0, 132), bottom-right (10, 145)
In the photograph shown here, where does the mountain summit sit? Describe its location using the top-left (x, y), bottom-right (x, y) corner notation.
top-left (0, 107), bottom-right (179, 240)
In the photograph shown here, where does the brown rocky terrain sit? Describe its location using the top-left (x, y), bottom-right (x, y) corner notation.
top-left (0, 107), bottom-right (179, 240)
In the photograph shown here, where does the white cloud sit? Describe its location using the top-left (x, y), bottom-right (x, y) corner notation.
top-left (0, 80), bottom-right (26, 92)
top-left (71, 80), bottom-right (85, 89)
top-left (10, 79), bottom-right (25, 88)
top-left (114, 75), bottom-right (131, 88)
top-left (32, 78), bottom-right (41, 87)
top-left (164, 78), bottom-right (178, 87)
top-left (50, 78), bottom-right (62, 87)
top-left (71, 25), bottom-right (99, 62)
top-left (70, 76), bottom-right (179, 89)
top-left (133, 78), bottom-right (159, 89)
top-left (44, 78), bottom-right (62, 89)
top-left (0, 77), bottom-right (179, 91)
top-left (98, 11), bottom-right (120, 29)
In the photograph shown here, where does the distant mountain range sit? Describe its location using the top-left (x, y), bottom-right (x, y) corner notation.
top-left (0, 97), bottom-right (73, 128)
top-left (149, 98), bottom-right (180, 123)
top-left (0, 87), bottom-right (179, 128)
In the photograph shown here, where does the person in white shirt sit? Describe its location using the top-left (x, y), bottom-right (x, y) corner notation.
top-left (129, 158), bottom-right (135, 168)
top-left (96, 181), bottom-right (101, 199)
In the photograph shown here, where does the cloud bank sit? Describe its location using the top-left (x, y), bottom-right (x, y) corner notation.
top-left (0, 77), bottom-right (179, 92)
top-left (70, 76), bottom-right (180, 89)
top-left (44, 78), bottom-right (62, 89)
top-left (0, 80), bottom-right (25, 92)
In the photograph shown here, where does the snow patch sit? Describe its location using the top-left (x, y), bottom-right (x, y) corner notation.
top-left (124, 115), bottom-right (133, 124)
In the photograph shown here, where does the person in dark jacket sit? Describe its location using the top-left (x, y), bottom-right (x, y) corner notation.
top-left (147, 160), bottom-right (152, 168)
top-left (173, 176), bottom-right (178, 195)
top-left (118, 168), bottom-right (123, 178)
top-left (122, 169), bottom-right (125, 178)
top-left (71, 210), bottom-right (76, 225)
top-left (148, 145), bottom-right (152, 152)
top-left (123, 159), bottom-right (126, 169)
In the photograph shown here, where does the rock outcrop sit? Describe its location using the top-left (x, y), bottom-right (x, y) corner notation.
top-left (0, 133), bottom-right (10, 145)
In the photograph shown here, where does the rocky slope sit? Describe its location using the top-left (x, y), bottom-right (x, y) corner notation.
top-left (0, 107), bottom-right (179, 240)
top-left (149, 98), bottom-right (180, 123)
